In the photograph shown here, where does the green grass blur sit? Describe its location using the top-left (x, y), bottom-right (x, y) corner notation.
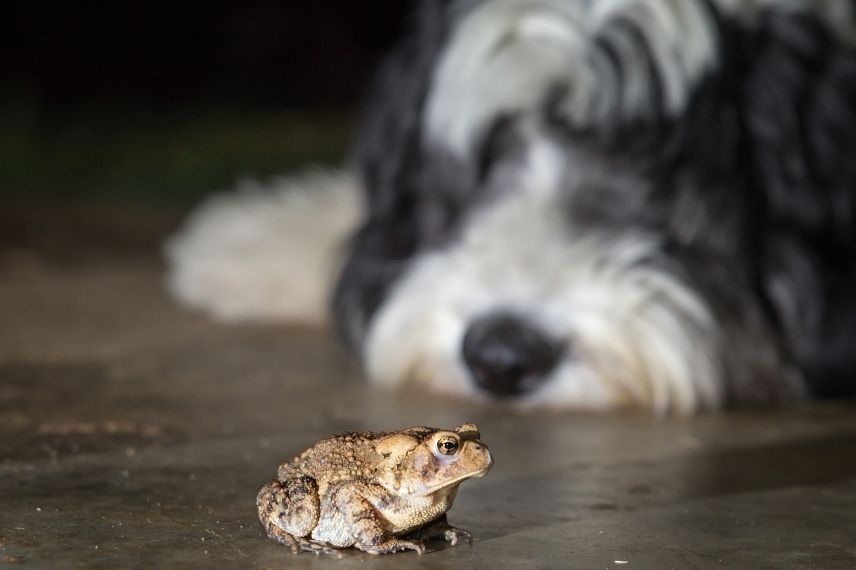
top-left (1, 98), bottom-right (351, 204)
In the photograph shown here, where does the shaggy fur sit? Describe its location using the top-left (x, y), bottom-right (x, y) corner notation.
top-left (167, 0), bottom-right (856, 413)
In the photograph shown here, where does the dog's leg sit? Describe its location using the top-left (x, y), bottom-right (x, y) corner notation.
top-left (165, 169), bottom-right (363, 326)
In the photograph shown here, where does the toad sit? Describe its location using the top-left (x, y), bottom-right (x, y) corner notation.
top-left (257, 422), bottom-right (492, 555)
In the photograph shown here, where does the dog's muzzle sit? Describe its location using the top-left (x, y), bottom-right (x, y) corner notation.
top-left (462, 312), bottom-right (562, 398)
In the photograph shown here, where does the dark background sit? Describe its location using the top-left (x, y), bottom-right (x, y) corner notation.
top-left (2, 2), bottom-right (412, 202)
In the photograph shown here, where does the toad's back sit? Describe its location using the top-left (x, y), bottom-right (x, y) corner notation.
top-left (277, 431), bottom-right (389, 485)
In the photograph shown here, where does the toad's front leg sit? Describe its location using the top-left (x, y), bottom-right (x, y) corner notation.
top-left (409, 513), bottom-right (473, 546)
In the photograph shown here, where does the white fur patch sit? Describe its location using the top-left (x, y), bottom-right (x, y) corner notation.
top-left (425, 0), bottom-right (719, 157)
top-left (364, 140), bottom-right (724, 414)
top-left (165, 169), bottom-right (362, 326)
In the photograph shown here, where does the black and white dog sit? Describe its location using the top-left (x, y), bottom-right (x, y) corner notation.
top-left (167, 0), bottom-right (856, 413)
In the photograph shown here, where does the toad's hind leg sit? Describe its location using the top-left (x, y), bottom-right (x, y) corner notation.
top-left (257, 476), bottom-right (320, 552)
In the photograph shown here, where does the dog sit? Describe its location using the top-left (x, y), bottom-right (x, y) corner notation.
top-left (167, 0), bottom-right (856, 414)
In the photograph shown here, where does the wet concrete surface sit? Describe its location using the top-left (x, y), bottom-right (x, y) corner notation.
top-left (1, 206), bottom-right (856, 569)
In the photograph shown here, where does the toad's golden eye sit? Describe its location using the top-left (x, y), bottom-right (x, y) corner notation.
top-left (437, 436), bottom-right (459, 455)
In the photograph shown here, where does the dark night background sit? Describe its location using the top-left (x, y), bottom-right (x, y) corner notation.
top-left (2, 2), bottom-right (411, 202)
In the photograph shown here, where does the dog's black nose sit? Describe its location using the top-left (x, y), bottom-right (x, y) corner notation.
top-left (462, 313), bottom-right (561, 398)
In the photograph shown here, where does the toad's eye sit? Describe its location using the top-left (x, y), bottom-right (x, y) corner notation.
top-left (437, 437), bottom-right (459, 455)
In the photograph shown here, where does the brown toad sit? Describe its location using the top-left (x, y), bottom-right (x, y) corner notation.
top-left (257, 422), bottom-right (492, 555)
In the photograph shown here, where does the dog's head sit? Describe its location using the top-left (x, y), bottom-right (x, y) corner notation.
top-left (333, 0), bottom-right (855, 412)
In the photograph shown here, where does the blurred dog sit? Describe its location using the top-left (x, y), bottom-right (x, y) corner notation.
top-left (167, 0), bottom-right (856, 413)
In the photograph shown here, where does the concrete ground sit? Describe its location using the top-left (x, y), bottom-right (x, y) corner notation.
top-left (2, 204), bottom-right (856, 569)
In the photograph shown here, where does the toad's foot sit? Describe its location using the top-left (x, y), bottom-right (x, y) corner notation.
top-left (412, 514), bottom-right (473, 546)
top-left (358, 538), bottom-right (426, 555)
top-left (297, 538), bottom-right (344, 558)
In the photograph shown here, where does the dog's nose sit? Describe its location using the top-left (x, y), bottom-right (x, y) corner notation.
top-left (462, 313), bottom-right (561, 398)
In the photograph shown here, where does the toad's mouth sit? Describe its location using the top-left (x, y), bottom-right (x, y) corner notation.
top-left (421, 463), bottom-right (493, 495)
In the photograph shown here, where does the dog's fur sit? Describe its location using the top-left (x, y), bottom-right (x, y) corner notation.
top-left (167, 0), bottom-right (856, 413)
